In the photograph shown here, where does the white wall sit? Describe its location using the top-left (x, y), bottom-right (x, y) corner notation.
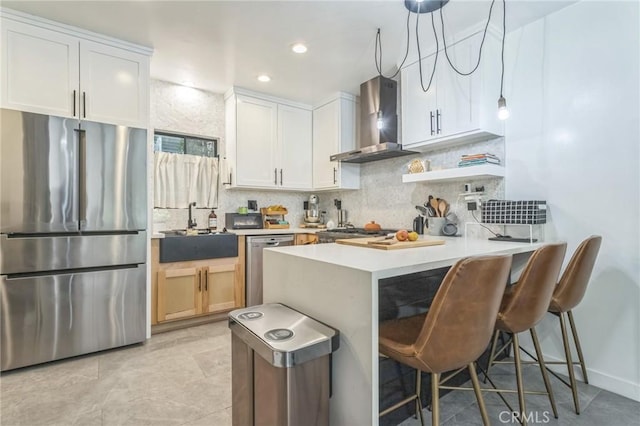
top-left (505, 1), bottom-right (640, 400)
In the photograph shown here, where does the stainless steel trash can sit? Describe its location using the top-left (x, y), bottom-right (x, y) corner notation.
top-left (229, 303), bottom-right (340, 426)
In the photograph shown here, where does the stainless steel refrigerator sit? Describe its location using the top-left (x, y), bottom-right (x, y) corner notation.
top-left (0, 109), bottom-right (147, 371)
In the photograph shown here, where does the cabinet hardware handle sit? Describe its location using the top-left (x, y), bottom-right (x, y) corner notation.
top-left (280, 169), bottom-right (283, 186)
top-left (430, 111), bottom-right (435, 136)
top-left (274, 168), bottom-right (278, 185)
top-left (333, 167), bottom-right (337, 184)
top-left (77, 129), bottom-right (87, 227)
top-left (436, 109), bottom-right (441, 134)
top-left (73, 90), bottom-right (76, 117)
top-left (204, 270), bottom-right (208, 291)
top-left (82, 92), bottom-right (86, 118)
top-left (198, 270), bottom-right (202, 292)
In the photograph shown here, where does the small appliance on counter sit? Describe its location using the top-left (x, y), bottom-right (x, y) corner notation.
top-left (303, 194), bottom-right (321, 226)
top-left (334, 199), bottom-right (348, 228)
top-left (226, 213), bottom-right (263, 229)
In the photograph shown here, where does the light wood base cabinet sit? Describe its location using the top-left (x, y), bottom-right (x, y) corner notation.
top-left (295, 233), bottom-right (319, 245)
top-left (151, 237), bottom-right (245, 329)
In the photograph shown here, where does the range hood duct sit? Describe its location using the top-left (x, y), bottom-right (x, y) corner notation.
top-left (330, 75), bottom-right (417, 164)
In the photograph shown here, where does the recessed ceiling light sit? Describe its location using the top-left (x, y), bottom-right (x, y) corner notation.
top-left (257, 75), bottom-right (271, 82)
top-left (292, 43), bottom-right (307, 54)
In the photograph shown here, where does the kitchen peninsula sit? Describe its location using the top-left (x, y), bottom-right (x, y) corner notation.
top-left (263, 237), bottom-right (546, 426)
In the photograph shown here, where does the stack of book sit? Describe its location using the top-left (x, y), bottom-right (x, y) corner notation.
top-left (458, 153), bottom-right (501, 167)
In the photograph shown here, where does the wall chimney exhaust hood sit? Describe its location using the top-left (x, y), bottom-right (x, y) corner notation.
top-left (330, 76), bottom-right (417, 164)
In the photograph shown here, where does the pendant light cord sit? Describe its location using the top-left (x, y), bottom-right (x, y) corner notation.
top-left (500, 0), bottom-right (506, 97)
top-left (375, 9), bottom-right (412, 79)
top-left (439, 0), bottom-right (496, 76)
top-left (416, 11), bottom-right (439, 92)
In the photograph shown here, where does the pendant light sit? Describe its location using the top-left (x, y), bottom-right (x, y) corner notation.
top-left (376, 0), bottom-right (509, 120)
top-left (497, 0), bottom-right (509, 120)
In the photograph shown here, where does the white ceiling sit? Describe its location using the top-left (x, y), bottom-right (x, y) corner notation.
top-left (4, 0), bottom-right (576, 104)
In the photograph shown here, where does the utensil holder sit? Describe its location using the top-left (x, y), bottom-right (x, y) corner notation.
top-left (427, 218), bottom-right (446, 236)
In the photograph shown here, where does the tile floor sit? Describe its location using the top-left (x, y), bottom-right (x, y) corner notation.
top-left (398, 360), bottom-right (640, 426)
top-left (1, 322), bottom-right (232, 426)
top-left (2, 322), bottom-right (639, 425)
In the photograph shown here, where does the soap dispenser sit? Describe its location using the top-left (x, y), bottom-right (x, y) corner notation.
top-left (208, 209), bottom-right (217, 231)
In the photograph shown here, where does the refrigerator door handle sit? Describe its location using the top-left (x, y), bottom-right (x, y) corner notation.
top-left (77, 128), bottom-right (87, 228)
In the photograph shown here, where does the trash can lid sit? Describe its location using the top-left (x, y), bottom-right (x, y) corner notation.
top-left (229, 303), bottom-right (340, 368)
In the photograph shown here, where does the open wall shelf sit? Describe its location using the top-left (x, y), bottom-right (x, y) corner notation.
top-left (402, 164), bottom-right (505, 184)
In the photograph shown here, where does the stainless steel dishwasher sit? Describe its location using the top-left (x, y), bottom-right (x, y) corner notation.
top-left (246, 235), bottom-right (295, 306)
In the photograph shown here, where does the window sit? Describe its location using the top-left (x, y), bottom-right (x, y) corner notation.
top-left (154, 131), bottom-right (218, 158)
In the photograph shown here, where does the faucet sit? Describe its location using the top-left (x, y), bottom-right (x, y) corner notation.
top-left (188, 202), bottom-right (197, 229)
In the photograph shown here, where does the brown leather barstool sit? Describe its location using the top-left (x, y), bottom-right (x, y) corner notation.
top-left (379, 255), bottom-right (513, 426)
top-left (485, 243), bottom-right (567, 425)
top-left (545, 236), bottom-right (602, 414)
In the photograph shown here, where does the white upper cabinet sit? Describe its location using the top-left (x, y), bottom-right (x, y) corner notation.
top-left (401, 30), bottom-right (504, 150)
top-left (312, 94), bottom-right (360, 190)
top-left (278, 104), bottom-right (312, 189)
top-left (1, 10), bottom-right (151, 128)
top-left (79, 40), bottom-right (149, 127)
top-left (1, 19), bottom-right (79, 118)
top-left (225, 89), bottom-right (312, 190)
top-left (235, 95), bottom-right (278, 188)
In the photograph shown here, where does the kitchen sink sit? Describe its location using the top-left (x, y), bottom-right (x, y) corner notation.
top-left (159, 231), bottom-right (238, 263)
top-left (162, 228), bottom-right (214, 236)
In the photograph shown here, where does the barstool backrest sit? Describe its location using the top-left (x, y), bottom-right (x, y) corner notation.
top-left (413, 255), bottom-right (512, 374)
top-left (499, 243), bottom-right (567, 333)
top-left (550, 236), bottom-right (602, 313)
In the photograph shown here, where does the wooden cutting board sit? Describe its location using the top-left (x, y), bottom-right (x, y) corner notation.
top-left (335, 237), bottom-right (445, 250)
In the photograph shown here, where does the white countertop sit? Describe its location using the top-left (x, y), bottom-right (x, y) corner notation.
top-left (151, 227), bottom-right (321, 239)
top-left (265, 236), bottom-right (545, 279)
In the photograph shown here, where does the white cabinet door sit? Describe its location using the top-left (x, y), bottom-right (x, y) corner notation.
top-left (79, 40), bottom-right (149, 128)
top-left (401, 54), bottom-right (438, 146)
top-left (278, 104), bottom-right (312, 189)
top-left (1, 19), bottom-right (79, 118)
top-left (312, 96), bottom-right (359, 190)
top-left (312, 101), bottom-right (340, 189)
top-left (235, 95), bottom-right (278, 188)
top-left (437, 36), bottom-right (474, 137)
top-left (401, 31), bottom-right (503, 150)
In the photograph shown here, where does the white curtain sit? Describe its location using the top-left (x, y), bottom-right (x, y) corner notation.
top-left (154, 152), bottom-right (219, 208)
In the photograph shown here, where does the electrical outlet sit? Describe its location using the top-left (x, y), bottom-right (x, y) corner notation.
top-left (464, 194), bottom-right (483, 211)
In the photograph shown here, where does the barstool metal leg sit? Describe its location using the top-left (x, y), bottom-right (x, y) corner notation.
top-left (567, 310), bottom-right (589, 384)
top-left (512, 333), bottom-right (527, 426)
top-left (415, 370), bottom-right (425, 426)
top-left (431, 372), bottom-right (440, 426)
top-left (484, 329), bottom-right (500, 383)
top-left (530, 327), bottom-right (558, 418)
top-left (469, 362), bottom-right (490, 426)
top-left (560, 312), bottom-right (580, 414)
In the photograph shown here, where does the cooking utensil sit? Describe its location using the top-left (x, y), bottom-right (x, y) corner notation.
top-left (415, 205), bottom-right (428, 216)
top-left (438, 199), bottom-right (447, 217)
top-left (430, 198), bottom-right (439, 216)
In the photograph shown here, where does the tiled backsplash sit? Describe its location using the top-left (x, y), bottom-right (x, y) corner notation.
top-left (321, 138), bottom-right (506, 237)
top-left (150, 79), bottom-right (505, 236)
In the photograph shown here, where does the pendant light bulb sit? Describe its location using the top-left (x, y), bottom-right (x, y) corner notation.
top-left (376, 111), bottom-right (384, 129)
top-left (497, 96), bottom-right (510, 120)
